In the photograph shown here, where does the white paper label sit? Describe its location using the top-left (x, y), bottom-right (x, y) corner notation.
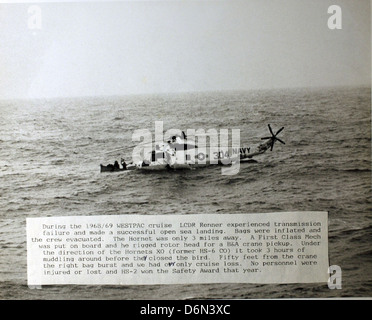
top-left (27, 212), bottom-right (329, 285)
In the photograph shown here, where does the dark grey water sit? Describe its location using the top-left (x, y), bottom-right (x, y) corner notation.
top-left (0, 87), bottom-right (371, 299)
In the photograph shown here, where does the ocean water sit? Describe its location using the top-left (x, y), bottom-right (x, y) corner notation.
top-left (0, 87), bottom-right (371, 299)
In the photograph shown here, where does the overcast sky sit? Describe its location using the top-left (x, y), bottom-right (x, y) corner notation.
top-left (0, 0), bottom-right (370, 99)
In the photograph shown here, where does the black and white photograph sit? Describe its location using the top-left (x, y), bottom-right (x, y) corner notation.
top-left (0, 0), bottom-right (371, 302)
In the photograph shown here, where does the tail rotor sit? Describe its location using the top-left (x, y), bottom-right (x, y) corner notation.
top-left (261, 124), bottom-right (285, 151)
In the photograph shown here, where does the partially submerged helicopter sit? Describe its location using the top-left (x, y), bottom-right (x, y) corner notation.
top-left (100, 124), bottom-right (285, 172)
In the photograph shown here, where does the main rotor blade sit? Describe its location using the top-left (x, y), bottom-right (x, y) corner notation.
top-left (270, 141), bottom-right (274, 151)
top-left (276, 138), bottom-right (285, 144)
top-left (261, 137), bottom-right (272, 140)
top-left (268, 124), bottom-right (274, 136)
top-left (275, 127), bottom-right (284, 136)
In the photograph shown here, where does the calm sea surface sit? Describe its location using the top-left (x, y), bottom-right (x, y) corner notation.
top-left (0, 87), bottom-right (371, 299)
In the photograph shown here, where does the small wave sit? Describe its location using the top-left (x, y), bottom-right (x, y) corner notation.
top-left (132, 201), bottom-right (150, 205)
top-left (334, 225), bottom-right (372, 239)
top-left (350, 249), bottom-right (372, 260)
top-left (290, 140), bottom-right (308, 147)
top-left (222, 176), bottom-right (247, 185)
top-left (262, 162), bottom-right (276, 169)
top-left (342, 168), bottom-right (371, 173)
top-left (50, 159), bottom-right (65, 165)
top-left (329, 167), bottom-right (371, 173)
